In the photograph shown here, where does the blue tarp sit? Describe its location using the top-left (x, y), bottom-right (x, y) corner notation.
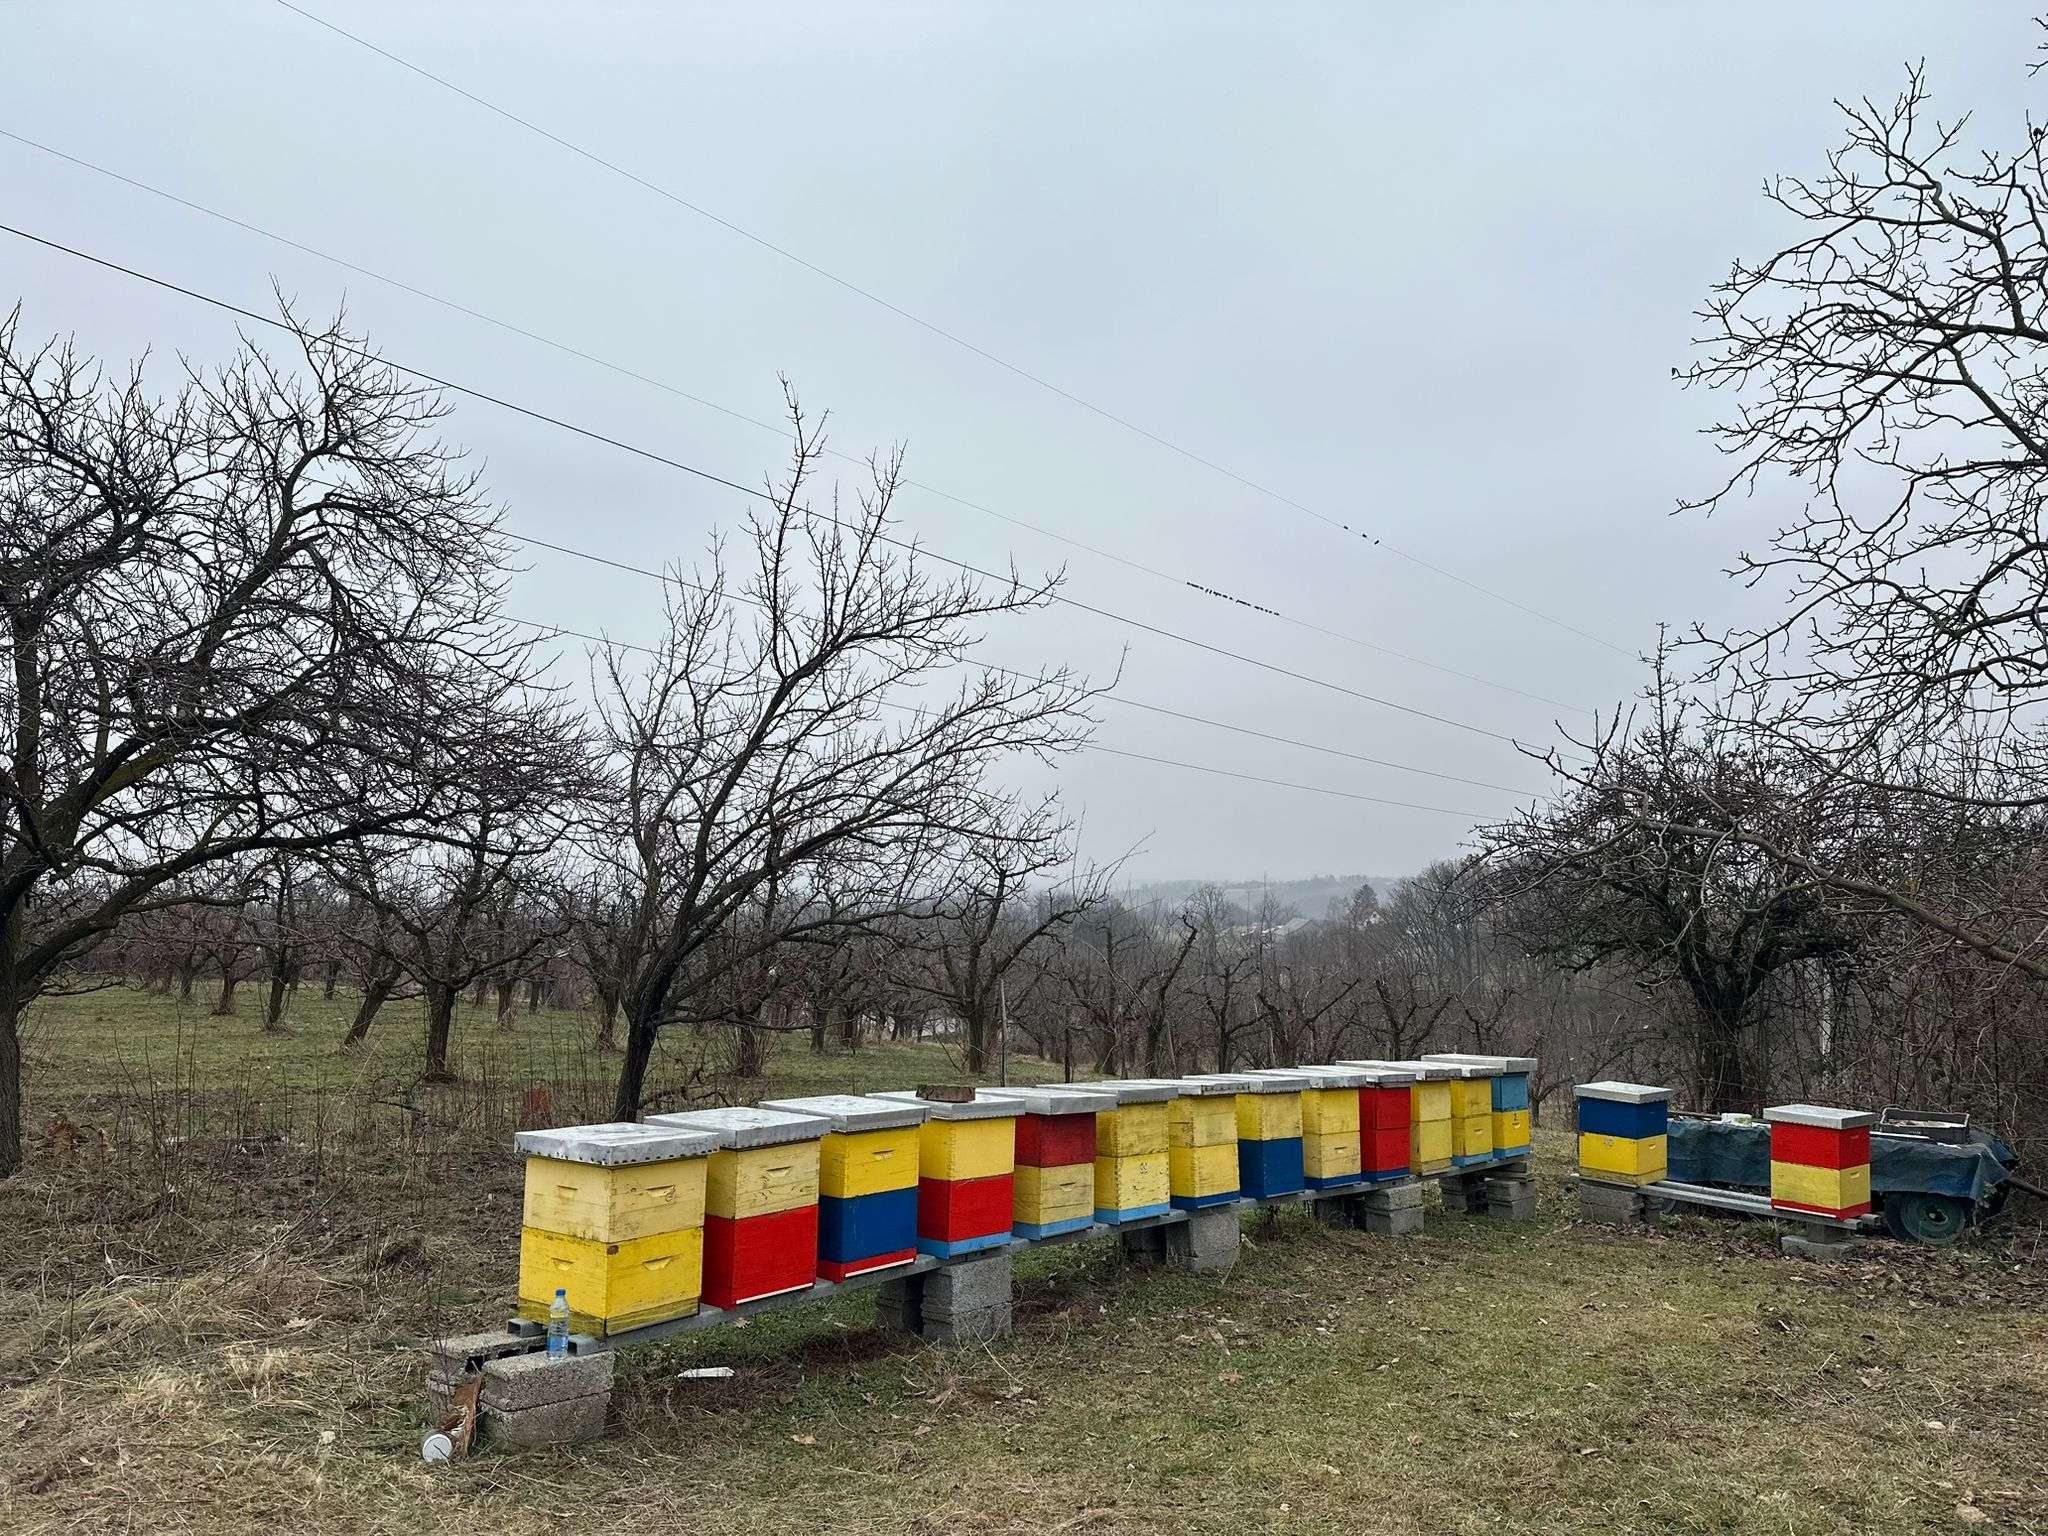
top-left (1665, 1118), bottom-right (2017, 1206)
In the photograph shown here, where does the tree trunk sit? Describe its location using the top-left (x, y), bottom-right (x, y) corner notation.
top-left (594, 988), bottom-right (619, 1052)
top-left (424, 983), bottom-right (458, 1082)
top-left (322, 960), bottom-right (340, 1001)
top-left (494, 978), bottom-right (517, 1034)
top-left (962, 999), bottom-right (989, 1075)
top-left (613, 1013), bottom-right (659, 1120)
top-left (0, 941), bottom-right (22, 1177)
top-left (343, 972), bottom-right (395, 1049)
top-left (837, 1005), bottom-right (858, 1049)
top-left (470, 974), bottom-right (490, 1008)
top-left (526, 975), bottom-right (543, 1012)
top-left (177, 963), bottom-right (196, 1002)
top-left (212, 972), bottom-right (238, 1017)
top-left (264, 970), bottom-right (289, 1030)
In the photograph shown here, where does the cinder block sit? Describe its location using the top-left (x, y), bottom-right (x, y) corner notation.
top-left (1164, 1207), bottom-right (1240, 1273)
top-left (1360, 1204), bottom-right (1424, 1237)
top-left (428, 1329), bottom-right (537, 1381)
top-left (1438, 1174), bottom-right (1486, 1214)
top-left (1578, 1181), bottom-right (1647, 1225)
top-left (1120, 1226), bottom-right (1170, 1263)
top-left (480, 1349), bottom-right (616, 1414)
top-left (1485, 1181), bottom-right (1538, 1221)
top-left (921, 1253), bottom-right (1011, 1318)
top-left (921, 1303), bottom-right (1013, 1343)
top-left (1780, 1225), bottom-right (1859, 1262)
top-left (1358, 1178), bottom-right (1425, 1211)
top-left (484, 1392), bottom-right (609, 1448)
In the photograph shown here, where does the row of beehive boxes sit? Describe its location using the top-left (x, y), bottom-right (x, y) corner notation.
top-left (1573, 1081), bottom-right (1875, 1219)
top-left (518, 1054), bottom-right (1538, 1335)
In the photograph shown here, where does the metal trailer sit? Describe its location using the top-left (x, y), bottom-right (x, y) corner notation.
top-left (1657, 1107), bottom-right (2021, 1244)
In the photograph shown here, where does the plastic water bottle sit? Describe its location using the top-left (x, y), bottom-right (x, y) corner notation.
top-left (547, 1287), bottom-right (570, 1358)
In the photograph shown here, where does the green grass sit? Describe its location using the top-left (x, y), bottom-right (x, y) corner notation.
top-left (3, 988), bottom-right (2045, 1535)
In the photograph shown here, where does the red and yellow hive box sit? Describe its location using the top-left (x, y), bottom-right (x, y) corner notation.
top-left (1763, 1103), bottom-right (1874, 1220)
top-left (647, 1106), bottom-right (828, 1310)
top-left (514, 1120), bottom-right (720, 1336)
top-left (1335, 1061), bottom-right (1419, 1180)
top-left (983, 1084), bottom-right (1105, 1238)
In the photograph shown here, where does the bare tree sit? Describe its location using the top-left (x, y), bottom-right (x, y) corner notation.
top-left (0, 304), bottom-right (543, 1174)
top-left (592, 391), bottom-right (1101, 1118)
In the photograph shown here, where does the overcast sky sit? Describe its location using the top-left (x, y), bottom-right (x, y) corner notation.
top-left (4, 3), bottom-right (2038, 884)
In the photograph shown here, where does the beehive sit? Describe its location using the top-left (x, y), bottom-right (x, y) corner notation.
top-left (1358, 1060), bottom-right (1458, 1173)
top-left (1067, 1080), bottom-right (1177, 1223)
top-left (1572, 1082), bottom-right (1669, 1187)
top-left (1439, 1062), bottom-right (1502, 1166)
top-left (1160, 1075), bottom-right (1244, 1209)
top-left (760, 1093), bottom-right (927, 1282)
top-left (1292, 1066), bottom-right (1375, 1189)
top-left (1335, 1061), bottom-right (1419, 1181)
top-left (1184, 1072), bottom-right (1305, 1199)
top-left (983, 1084), bottom-right (1105, 1237)
top-left (647, 1106), bottom-right (828, 1309)
top-left (514, 1121), bottom-right (720, 1334)
top-left (1763, 1103), bottom-right (1874, 1220)
top-left (1424, 1053), bottom-right (1537, 1155)
top-left (873, 1090), bottom-right (1026, 1257)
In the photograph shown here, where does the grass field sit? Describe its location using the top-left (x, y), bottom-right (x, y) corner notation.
top-left (2, 988), bottom-right (2044, 1535)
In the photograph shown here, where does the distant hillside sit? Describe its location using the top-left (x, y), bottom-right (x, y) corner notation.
top-left (1113, 872), bottom-right (1410, 919)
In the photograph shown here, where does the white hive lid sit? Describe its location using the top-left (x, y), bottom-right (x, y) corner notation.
top-left (1065, 1079), bottom-right (1179, 1104)
top-left (1242, 1069), bottom-right (1319, 1088)
top-left (1573, 1081), bottom-right (1672, 1105)
top-left (1292, 1064), bottom-right (1376, 1089)
top-left (980, 1085), bottom-right (1114, 1116)
top-left (869, 1088), bottom-right (1025, 1121)
top-left (1354, 1058), bottom-right (1461, 1081)
top-left (758, 1093), bottom-right (928, 1133)
top-left (1183, 1072), bottom-right (1292, 1094)
top-left (1165, 1075), bottom-right (1255, 1097)
top-left (1762, 1103), bottom-right (1876, 1131)
top-left (1425, 1052), bottom-right (1537, 1074)
top-left (644, 1105), bottom-right (831, 1147)
top-left (1332, 1060), bottom-right (1419, 1086)
top-left (514, 1121), bottom-right (719, 1166)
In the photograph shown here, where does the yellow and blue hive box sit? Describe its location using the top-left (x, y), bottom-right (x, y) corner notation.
top-left (1066, 1080), bottom-right (1176, 1224)
top-left (1352, 1060), bottom-right (1458, 1173)
top-left (1430, 1061), bottom-right (1501, 1167)
top-left (1424, 1053), bottom-right (1536, 1155)
top-left (1289, 1065), bottom-right (1376, 1189)
top-left (1573, 1081), bottom-right (1669, 1187)
top-left (1158, 1074), bottom-right (1246, 1209)
top-left (1185, 1071), bottom-right (1305, 1198)
top-left (872, 1089), bottom-right (1026, 1257)
top-left (645, 1105), bottom-right (830, 1309)
top-left (981, 1083), bottom-right (1108, 1238)
top-left (515, 1120), bottom-right (720, 1336)
top-left (760, 1093), bottom-right (927, 1282)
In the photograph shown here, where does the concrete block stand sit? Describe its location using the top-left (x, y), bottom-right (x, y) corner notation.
top-left (479, 1348), bottom-right (614, 1448)
top-left (881, 1251), bottom-right (1015, 1343)
top-left (1578, 1179), bottom-right (1649, 1226)
top-left (1351, 1178), bottom-right (1425, 1237)
top-left (1165, 1206), bottom-right (1241, 1273)
top-left (1780, 1223), bottom-right (1860, 1262)
top-left (1484, 1173), bottom-right (1538, 1222)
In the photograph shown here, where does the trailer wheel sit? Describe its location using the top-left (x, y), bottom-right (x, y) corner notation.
top-left (1881, 1192), bottom-right (1971, 1245)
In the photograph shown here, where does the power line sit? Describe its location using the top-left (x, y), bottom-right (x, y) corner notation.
top-left (506, 615), bottom-right (1489, 818)
top-left (0, 127), bottom-right (1590, 717)
top-left (268, 0), bottom-right (1637, 660)
top-left (496, 535), bottom-right (1534, 796)
top-left (0, 219), bottom-right (1559, 754)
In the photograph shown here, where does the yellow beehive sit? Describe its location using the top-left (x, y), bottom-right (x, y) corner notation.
top-left (1169, 1095), bottom-right (1238, 1148)
top-left (816, 1124), bottom-right (920, 1199)
top-left (1492, 1109), bottom-right (1531, 1150)
top-left (1452, 1110), bottom-right (1494, 1161)
top-left (1578, 1131), bottom-right (1668, 1185)
top-left (705, 1141), bottom-right (822, 1219)
top-left (1304, 1131), bottom-right (1362, 1184)
top-left (917, 1115), bottom-right (1015, 1181)
top-left (1235, 1089), bottom-right (1303, 1141)
top-left (1015, 1161), bottom-right (1095, 1226)
top-left (518, 1224), bottom-right (703, 1334)
top-left (1412, 1079), bottom-right (1453, 1127)
top-left (1169, 1141), bottom-right (1239, 1201)
top-left (1770, 1160), bottom-right (1870, 1214)
top-left (1446, 1077), bottom-right (1491, 1121)
top-left (1301, 1087), bottom-right (1361, 1137)
top-left (1410, 1113), bottom-right (1453, 1171)
top-left (1094, 1150), bottom-right (1169, 1211)
top-left (521, 1153), bottom-right (707, 1244)
top-left (1096, 1100), bottom-right (1169, 1157)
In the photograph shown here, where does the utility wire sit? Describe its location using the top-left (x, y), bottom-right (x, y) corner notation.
top-left (0, 219), bottom-right (1558, 753)
top-left (0, 127), bottom-right (1588, 716)
top-left (506, 614), bottom-right (1489, 817)
top-left (268, 0), bottom-right (1636, 660)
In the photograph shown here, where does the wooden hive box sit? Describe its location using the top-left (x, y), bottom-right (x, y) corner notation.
top-left (1162, 1076), bottom-right (1246, 1209)
top-left (1572, 1082), bottom-right (1670, 1188)
top-left (1763, 1104), bottom-right (1875, 1220)
top-left (1336, 1062), bottom-right (1421, 1181)
top-left (983, 1084), bottom-right (1106, 1238)
top-left (514, 1121), bottom-right (720, 1335)
top-left (874, 1090), bottom-right (1026, 1257)
top-left (761, 1094), bottom-right (928, 1282)
top-left (647, 1107), bottom-right (829, 1308)
top-left (1066, 1081), bottom-right (1178, 1223)
top-left (1184, 1073), bottom-right (1305, 1199)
